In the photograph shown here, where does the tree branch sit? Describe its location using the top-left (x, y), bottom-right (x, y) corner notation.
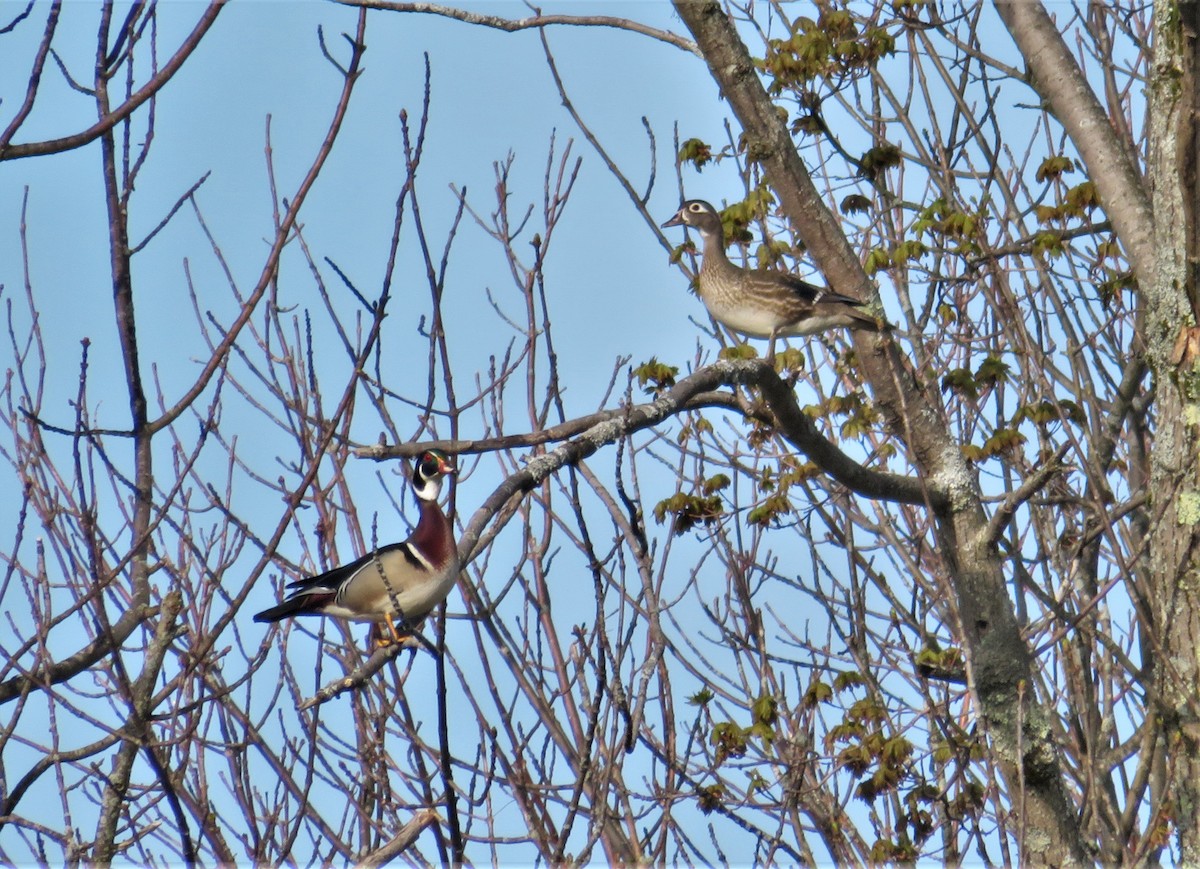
top-left (456, 359), bottom-right (934, 567)
top-left (366, 364), bottom-right (934, 508)
top-left (355, 809), bottom-right (442, 867)
top-left (146, 11), bottom-right (367, 435)
top-left (0, 0), bottom-right (61, 149)
top-left (669, 3), bottom-right (1091, 864)
top-left (297, 640), bottom-right (416, 710)
top-left (993, 1), bottom-right (1155, 280)
top-left (334, 0), bottom-right (700, 56)
top-left (985, 443), bottom-right (1071, 546)
top-left (0, 2), bottom-right (223, 161)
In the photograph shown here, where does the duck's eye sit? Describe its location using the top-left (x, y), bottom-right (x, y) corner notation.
top-left (689, 203), bottom-right (704, 212)
top-left (420, 455), bottom-right (440, 476)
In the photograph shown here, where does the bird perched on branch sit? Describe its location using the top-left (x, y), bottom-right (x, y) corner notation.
top-left (254, 449), bottom-right (459, 647)
top-left (662, 199), bottom-right (886, 360)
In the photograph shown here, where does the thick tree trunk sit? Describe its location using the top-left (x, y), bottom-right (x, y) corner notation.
top-left (1147, 2), bottom-right (1200, 863)
top-left (670, 1), bottom-right (1089, 863)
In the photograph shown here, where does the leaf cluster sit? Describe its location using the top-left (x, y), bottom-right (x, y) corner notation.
top-left (653, 473), bottom-right (729, 535)
top-left (633, 358), bottom-right (679, 395)
top-left (759, 9), bottom-right (896, 94)
top-left (709, 693), bottom-right (779, 766)
top-left (940, 354), bottom-right (1010, 402)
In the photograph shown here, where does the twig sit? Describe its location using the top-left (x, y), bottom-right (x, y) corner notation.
top-left (355, 809), bottom-right (443, 867)
top-left (0, 2), bottom-right (224, 160)
top-left (129, 171), bottom-right (211, 254)
top-left (453, 359), bottom-right (940, 577)
top-left (297, 639), bottom-right (421, 710)
top-left (334, 0), bottom-right (700, 56)
top-left (357, 378), bottom-right (934, 507)
top-left (0, 1), bottom-right (61, 147)
top-left (984, 442), bottom-right (1071, 546)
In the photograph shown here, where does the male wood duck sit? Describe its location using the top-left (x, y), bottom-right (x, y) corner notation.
top-left (662, 199), bottom-right (886, 359)
top-left (254, 449), bottom-right (459, 646)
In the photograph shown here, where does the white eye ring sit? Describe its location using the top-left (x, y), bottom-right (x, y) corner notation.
top-left (689, 203), bottom-right (704, 212)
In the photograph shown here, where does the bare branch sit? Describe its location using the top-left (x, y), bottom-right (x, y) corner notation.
top-left (335, 0), bottom-right (700, 55)
top-left (0, 0), bottom-right (61, 148)
top-left (994, 1), bottom-right (1155, 279)
top-left (355, 809), bottom-right (443, 867)
top-left (985, 442), bottom-right (1071, 546)
top-left (0, 2), bottom-right (223, 160)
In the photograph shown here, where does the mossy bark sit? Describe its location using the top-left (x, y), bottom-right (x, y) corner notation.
top-left (1147, 1), bottom-right (1200, 863)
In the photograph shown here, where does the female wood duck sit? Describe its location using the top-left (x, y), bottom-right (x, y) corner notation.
top-left (254, 449), bottom-right (458, 646)
top-left (662, 199), bottom-right (885, 359)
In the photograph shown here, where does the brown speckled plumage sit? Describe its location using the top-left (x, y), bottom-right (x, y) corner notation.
top-left (663, 200), bottom-right (885, 358)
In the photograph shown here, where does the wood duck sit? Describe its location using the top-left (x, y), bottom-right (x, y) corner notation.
top-left (662, 199), bottom-right (886, 359)
top-left (254, 449), bottom-right (459, 646)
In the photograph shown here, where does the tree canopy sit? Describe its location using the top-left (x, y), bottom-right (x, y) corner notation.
top-left (0, 2), bottom-right (1192, 865)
